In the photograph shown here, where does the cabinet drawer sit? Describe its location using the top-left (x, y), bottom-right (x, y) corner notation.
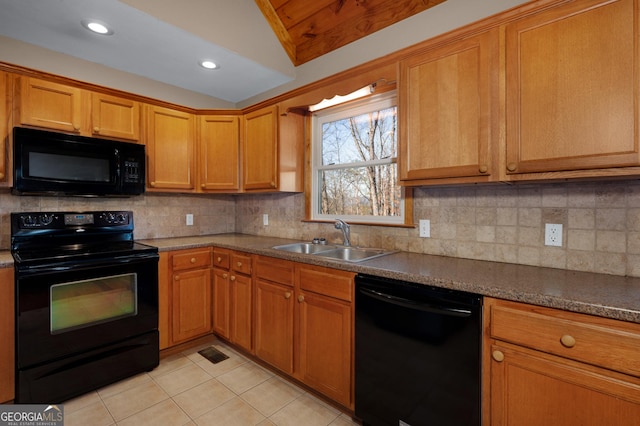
top-left (213, 248), bottom-right (230, 269)
top-left (255, 256), bottom-right (294, 286)
top-left (489, 299), bottom-right (640, 377)
top-left (172, 248), bottom-right (212, 271)
top-left (297, 265), bottom-right (354, 302)
top-left (231, 252), bottom-right (252, 275)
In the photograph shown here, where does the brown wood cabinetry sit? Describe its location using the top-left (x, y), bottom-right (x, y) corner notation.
top-left (15, 76), bottom-right (84, 133)
top-left (90, 92), bottom-right (140, 141)
top-left (0, 267), bottom-right (15, 403)
top-left (199, 115), bottom-right (241, 191)
top-left (254, 257), bottom-right (354, 408)
top-left (160, 248), bottom-right (213, 347)
top-left (505, 0), bottom-right (639, 180)
top-left (242, 105), bottom-right (304, 192)
top-left (484, 297), bottom-right (640, 425)
top-left (399, 29), bottom-right (498, 185)
top-left (145, 105), bottom-right (196, 191)
top-left (0, 71), bottom-right (8, 184)
top-left (211, 248), bottom-right (253, 352)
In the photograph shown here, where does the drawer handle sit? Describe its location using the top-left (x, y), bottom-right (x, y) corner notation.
top-left (298, 295), bottom-right (305, 303)
top-left (284, 292), bottom-right (292, 299)
top-left (560, 334), bottom-right (576, 348)
top-left (230, 275), bottom-right (236, 281)
top-left (190, 257), bottom-right (197, 264)
top-left (492, 350), bottom-right (504, 362)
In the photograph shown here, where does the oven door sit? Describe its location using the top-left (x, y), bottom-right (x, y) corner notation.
top-left (15, 253), bottom-right (159, 369)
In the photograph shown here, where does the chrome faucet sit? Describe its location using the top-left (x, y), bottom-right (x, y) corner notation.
top-left (334, 219), bottom-right (351, 247)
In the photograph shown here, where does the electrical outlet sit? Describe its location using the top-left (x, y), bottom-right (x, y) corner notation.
top-left (545, 223), bottom-right (562, 247)
top-left (419, 219), bottom-right (430, 238)
top-left (263, 214), bottom-right (269, 226)
top-left (186, 214), bottom-right (193, 226)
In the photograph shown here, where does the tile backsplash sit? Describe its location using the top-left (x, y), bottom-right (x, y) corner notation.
top-left (2, 179), bottom-right (640, 277)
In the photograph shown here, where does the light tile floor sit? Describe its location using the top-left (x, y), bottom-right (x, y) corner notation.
top-left (62, 336), bottom-right (359, 426)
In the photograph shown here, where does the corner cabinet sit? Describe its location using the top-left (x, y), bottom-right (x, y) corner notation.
top-left (398, 29), bottom-right (499, 185)
top-left (199, 115), bottom-right (241, 192)
top-left (243, 105), bottom-right (304, 192)
top-left (504, 0), bottom-right (640, 180)
top-left (145, 105), bottom-right (196, 192)
top-left (484, 297), bottom-right (640, 425)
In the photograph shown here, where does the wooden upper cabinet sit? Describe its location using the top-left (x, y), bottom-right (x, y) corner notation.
top-left (91, 93), bottom-right (140, 141)
top-left (16, 76), bottom-right (85, 133)
top-left (199, 115), bottom-right (241, 191)
top-left (243, 105), bottom-right (278, 191)
top-left (505, 0), bottom-right (639, 179)
top-left (0, 71), bottom-right (8, 184)
top-left (399, 29), bottom-right (498, 185)
top-left (145, 105), bottom-right (195, 191)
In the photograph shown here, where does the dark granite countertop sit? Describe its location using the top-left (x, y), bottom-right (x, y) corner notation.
top-left (139, 233), bottom-right (640, 324)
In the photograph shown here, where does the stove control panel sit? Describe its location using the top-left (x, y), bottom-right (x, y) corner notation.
top-left (14, 211), bottom-right (132, 229)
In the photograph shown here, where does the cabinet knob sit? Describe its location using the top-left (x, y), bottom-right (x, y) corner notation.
top-left (150, 182), bottom-right (156, 187)
top-left (190, 257), bottom-right (197, 263)
top-left (506, 162), bottom-right (517, 172)
top-left (479, 164), bottom-right (488, 174)
top-left (0, 173), bottom-right (4, 180)
top-left (284, 292), bottom-right (292, 299)
top-left (230, 275), bottom-right (236, 281)
top-left (174, 275), bottom-right (180, 280)
top-left (93, 127), bottom-right (100, 133)
top-left (201, 184), bottom-right (206, 189)
top-left (222, 273), bottom-right (228, 279)
top-left (217, 256), bottom-right (222, 263)
top-left (237, 261), bottom-right (242, 267)
top-left (298, 295), bottom-right (305, 303)
top-left (560, 334), bottom-right (576, 348)
top-left (492, 350), bottom-right (505, 362)
top-left (73, 124), bottom-right (80, 131)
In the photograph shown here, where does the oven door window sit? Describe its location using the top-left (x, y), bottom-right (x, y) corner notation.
top-left (51, 273), bottom-right (137, 334)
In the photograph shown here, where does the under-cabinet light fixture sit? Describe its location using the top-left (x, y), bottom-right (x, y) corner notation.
top-left (308, 84), bottom-right (376, 112)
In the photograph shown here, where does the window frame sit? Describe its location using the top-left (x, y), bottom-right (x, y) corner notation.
top-left (307, 91), bottom-right (412, 226)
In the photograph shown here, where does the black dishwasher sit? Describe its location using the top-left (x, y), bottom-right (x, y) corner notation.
top-left (355, 274), bottom-right (482, 426)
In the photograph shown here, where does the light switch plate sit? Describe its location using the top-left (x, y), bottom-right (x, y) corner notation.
top-left (263, 214), bottom-right (269, 226)
top-left (186, 214), bottom-right (193, 226)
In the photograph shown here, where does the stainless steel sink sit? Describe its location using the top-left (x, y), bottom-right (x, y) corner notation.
top-left (273, 242), bottom-right (394, 262)
top-left (272, 242), bottom-right (337, 254)
top-left (314, 247), bottom-right (394, 262)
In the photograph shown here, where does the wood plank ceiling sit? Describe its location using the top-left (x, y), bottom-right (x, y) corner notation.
top-left (255, 0), bottom-right (447, 66)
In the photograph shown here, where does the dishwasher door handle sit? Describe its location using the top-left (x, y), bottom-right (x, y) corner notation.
top-left (358, 287), bottom-right (473, 317)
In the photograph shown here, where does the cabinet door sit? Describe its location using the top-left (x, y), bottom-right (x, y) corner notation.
top-left (489, 344), bottom-right (640, 426)
top-left (212, 267), bottom-right (231, 339)
top-left (17, 77), bottom-right (84, 133)
top-left (243, 105), bottom-right (278, 191)
top-left (171, 268), bottom-right (212, 344)
top-left (199, 115), bottom-right (240, 191)
top-left (255, 279), bottom-right (294, 374)
top-left (0, 71), bottom-right (8, 184)
top-left (297, 291), bottom-right (352, 407)
top-left (0, 268), bottom-right (14, 403)
top-left (230, 273), bottom-right (252, 351)
top-left (91, 93), bottom-right (140, 141)
top-left (399, 30), bottom-right (497, 183)
top-left (505, 0), bottom-right (639, 176)
top-left (146, 105), bottom-right (195, 191)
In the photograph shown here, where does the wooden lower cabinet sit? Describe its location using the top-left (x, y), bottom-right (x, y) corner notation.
top-left (0, 267), bottom-right (15, 403)
top-left (254, 257), bottom-right (354, 408)
top-left (484, 297), bottom-right (640, 425)
top-left (212, 248), bottom-right (253, 352)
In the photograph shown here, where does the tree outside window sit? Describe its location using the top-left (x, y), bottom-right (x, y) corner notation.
top-left (311, 93), bottom-right (404, 224)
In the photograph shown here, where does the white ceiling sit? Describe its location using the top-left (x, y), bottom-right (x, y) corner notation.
top-left (0, 0), bottom-right (295, 103)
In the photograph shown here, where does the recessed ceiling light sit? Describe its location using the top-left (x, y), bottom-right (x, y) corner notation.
top-left (200, 60), bottom-right (218, 70)
top-left (81, 20), bottom-right (114, 35)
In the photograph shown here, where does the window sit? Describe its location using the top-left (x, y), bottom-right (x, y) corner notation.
top-left (311, 92), bottom-right (407, 225)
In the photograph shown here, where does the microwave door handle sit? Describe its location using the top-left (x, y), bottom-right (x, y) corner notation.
top-left (114, 148), bottom-right (121, 188)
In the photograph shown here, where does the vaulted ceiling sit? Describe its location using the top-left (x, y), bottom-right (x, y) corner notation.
top-left (255, 0), bottom-right (447, 65)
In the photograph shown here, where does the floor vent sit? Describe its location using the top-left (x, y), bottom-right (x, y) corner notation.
top-left (198, 346), bottom-right (229, 364)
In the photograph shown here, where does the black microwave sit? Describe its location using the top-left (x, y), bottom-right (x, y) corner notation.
top-left (12, 127), bottom-right (146, 197)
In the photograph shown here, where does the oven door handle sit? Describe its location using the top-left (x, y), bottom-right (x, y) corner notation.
top-left (15, 253), bottom-right (159, 276)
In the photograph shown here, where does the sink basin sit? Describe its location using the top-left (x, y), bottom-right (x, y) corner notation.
top-left (272, 242), bottom-right (337, 254)
top-left (314, 247), bottom-right (395, 263)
